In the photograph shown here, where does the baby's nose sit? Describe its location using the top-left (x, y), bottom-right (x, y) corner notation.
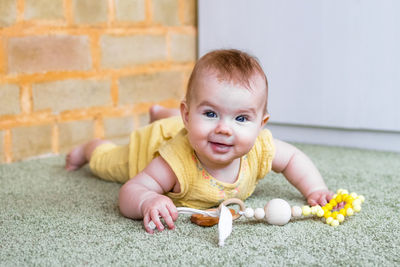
top-left (215, 120), bottom-right (233, 136)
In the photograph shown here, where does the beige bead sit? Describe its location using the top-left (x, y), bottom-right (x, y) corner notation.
top-left (254, 208), bottom-right (265, 220)
top-left (244, 208), bottom-right (255, 218)
top-left (264, 199), bottom-right (292, 225)
top-left (291, 206), bottom-right (302, 218)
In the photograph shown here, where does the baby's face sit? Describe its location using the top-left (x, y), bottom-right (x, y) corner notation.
top-left (181, 72), bottom-right (269, 169)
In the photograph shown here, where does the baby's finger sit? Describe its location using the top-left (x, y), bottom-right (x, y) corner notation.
top-left (318, 195), bottom-right (328, 206)
top-left (143, 214), bottom-right (154, 234)
top-left (159, 208), bottom-right (175, 230)
top-left (150, 209), bottom-right (164, 231)
top-left (308, 198), bottom-right (318, 206)
top-left (167, 204), bottom-right (179, 221)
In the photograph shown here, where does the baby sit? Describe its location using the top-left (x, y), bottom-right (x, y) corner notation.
top-left (66, 49), bottom-right (333, 234)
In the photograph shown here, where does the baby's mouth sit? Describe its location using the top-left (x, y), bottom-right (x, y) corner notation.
top-left (209, 141), bottom-right (233, 153)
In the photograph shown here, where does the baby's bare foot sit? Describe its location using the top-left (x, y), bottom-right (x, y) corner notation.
top-left (65, 145), bottom-right (87, 171)
top-left (149, 105), bottom-right (180, 123)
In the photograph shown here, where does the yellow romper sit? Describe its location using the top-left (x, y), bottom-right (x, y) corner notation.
top-left (89, 116), bottom-right (275, 209)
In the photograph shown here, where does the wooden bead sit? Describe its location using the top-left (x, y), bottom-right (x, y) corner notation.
top-left (291, 206), bottom-right (302, 218)
top-left (264, 198), bottom-right (291, 225)
top-left (254, 208), bottom-right (265, 220)
top-left (244, 208), bottom-right (255, 218)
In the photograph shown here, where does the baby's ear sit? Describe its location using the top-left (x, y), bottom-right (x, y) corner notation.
top-left (261, 113), bottom-right (270, 126)
top-left (180, 101), bottom-right (189, 125)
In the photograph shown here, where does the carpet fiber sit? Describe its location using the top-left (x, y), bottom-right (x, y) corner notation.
top-left (1, 144), bottom-right (399, 266)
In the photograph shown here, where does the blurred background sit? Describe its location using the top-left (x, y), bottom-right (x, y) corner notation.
top-left (1, 0), bottom-right (399, 163)
top-left (0, 0), bottom-right (197, 163)
top-left (199, 0), bottom-right (400, 153)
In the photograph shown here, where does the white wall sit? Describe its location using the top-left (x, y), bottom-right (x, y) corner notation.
top-left (199, 0), bottom-right (400, 152)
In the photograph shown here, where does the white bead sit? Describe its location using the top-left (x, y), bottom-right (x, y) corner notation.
top-left (244, 207), bottom-right (255, 218)
top-left (264, 199), bottom-right (291, 225)
top-left (291, 206), bottom-right (302, 218)
top-left (254, 208), bottom-right (265, 220)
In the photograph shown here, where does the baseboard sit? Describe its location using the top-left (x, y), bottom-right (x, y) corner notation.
top-left (266, 123), bottom-right (400, 153)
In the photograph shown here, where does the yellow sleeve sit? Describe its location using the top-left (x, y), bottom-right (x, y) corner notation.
top-left (254, 129), bottom-right (276, 180)
top-left (158, 129), bottom-right (194, 201)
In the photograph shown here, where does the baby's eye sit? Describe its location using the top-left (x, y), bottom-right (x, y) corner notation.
top-left (236, 115), bottom-right (248, 122)
top-left (204, 111), bottom-right (217, 118)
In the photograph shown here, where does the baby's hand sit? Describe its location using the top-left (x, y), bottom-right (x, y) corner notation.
top-left (307, 189), bottom-right (334, 206)
top-left (141, 194), bottom-right (178, 234)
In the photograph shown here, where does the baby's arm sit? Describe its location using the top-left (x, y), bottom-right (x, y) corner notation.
top-left (271, 139), bottom-right (333, 206)
top-left (119, 156), bottom-right (179, 234)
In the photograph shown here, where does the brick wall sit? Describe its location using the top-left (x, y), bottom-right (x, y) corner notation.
top-left (0, 0), bottom-right (197, 163)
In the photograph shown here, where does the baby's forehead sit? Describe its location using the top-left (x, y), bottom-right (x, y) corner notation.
top-left (196, 70), bottom-right (267, 97)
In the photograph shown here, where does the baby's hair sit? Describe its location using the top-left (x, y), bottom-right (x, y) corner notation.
top-left (185, 49), bottom-right (269, 112)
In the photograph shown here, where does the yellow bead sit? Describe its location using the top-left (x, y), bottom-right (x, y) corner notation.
top-left (344, 203), bottom-right (352, 210)
top-left (335, 194), bottom-right (343, 203)
top-left (345, 196), bottom-right (354, 204)
top-left (332, 211), bottom-right (339, 219)
top-left (317, 209), bottom-right (325, 217)
top-left (324, 211), bottom-right (332, 218)
top-left (353, 205), bottom-right (361, 212)
top-left (350, 192), bottom-right (358, 198)
top-left (337, 214), bottom-right (345, 222)
top-left (324, 203), bottom-right (333, 211)
top-left (346, 208), bottom-right (354, 216)
top-left (357, 195), bottom-right (365, 203)
top-left (352, 199), bottom-right (362, 207)
top-left (330, 219), bottom-right (339, 227)
top-left (341, 194), bottom-right (349, 201)
top-left (322, 206), bottom-right (328, 213)
top-left (332, 194), bottom-right (338, 199)
top-left (326, 217), bottom-right (334, 225)
top-left (339, 209), bottom-right (347, 216)
top-left (302, 206), bottom-right (311, 216)
top-left (329, 199), bottom-right (338, 207)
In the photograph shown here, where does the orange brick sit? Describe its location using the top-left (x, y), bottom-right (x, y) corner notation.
top-left (152, 0), bottom-right (180, 26)
top-left (0, 0), bottom-right (16, 27)
top-left (12, 124), bottom-right (53, 161)
top-left (118, 71), bottom-right (185, 105)
top-left (170, 33), bottom-right (197, 62)
top-left (101, 34), bottom-right (167, 69)
top-left (32, 79), bottom-right (111, 113)
top-left (58, 120), bottom-right (94, 153)
top-left (115, 0), bottom-right (146, 22)
top-left (73, 0), bottom-right (108, 24)
top-left (104, 116), bottom-right (134, 144)
top-left (7, 35), bottom-right (92, 74)
top-left (0, 84), bottom-right (20, 116)
top-left (183, 0), bottom-right (197, 26)
top-left (24, 0), bottom-right (64, 20)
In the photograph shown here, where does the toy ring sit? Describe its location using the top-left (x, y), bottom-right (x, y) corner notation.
top-left (219, 198), bottom-right (245, 220)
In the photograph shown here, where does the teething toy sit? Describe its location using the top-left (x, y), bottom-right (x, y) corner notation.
top-left (149, 189), bottom-right (365, 246)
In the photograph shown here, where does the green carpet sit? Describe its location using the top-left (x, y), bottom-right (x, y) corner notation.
top-left (1, 144), bottom-right (399, 266)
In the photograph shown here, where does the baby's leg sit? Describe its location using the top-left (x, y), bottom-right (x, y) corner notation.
top-left (65, 139), bottom-right (113, 171)
top-left (149, 105), bottom-right (180, 123)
